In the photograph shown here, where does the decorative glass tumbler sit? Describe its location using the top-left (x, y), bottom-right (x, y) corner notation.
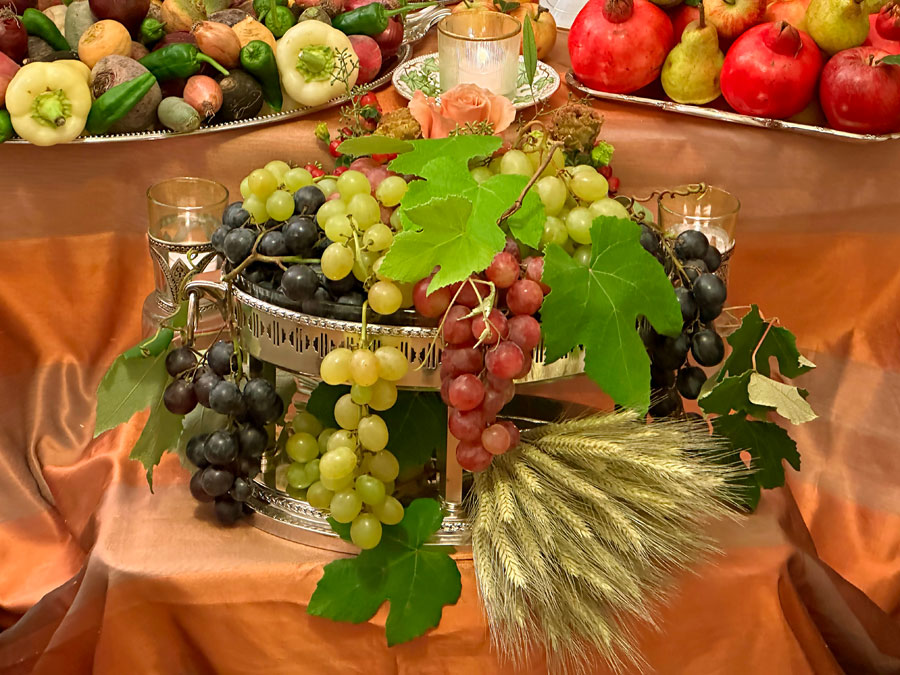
top-left (142, 177), bottom-right (228, 338)
top-left (437, 13), bottom-right (522, 98)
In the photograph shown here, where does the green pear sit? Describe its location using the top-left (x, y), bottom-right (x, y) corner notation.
top-left (805, 0), bottom-right (869, 54)
top-left (661, 6), bottom-right (725, 105)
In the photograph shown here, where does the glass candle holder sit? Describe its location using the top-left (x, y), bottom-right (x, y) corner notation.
top-left (437, 13), bottom-right (522, 98)
top-left (143, 177), bottom-right (227, 338)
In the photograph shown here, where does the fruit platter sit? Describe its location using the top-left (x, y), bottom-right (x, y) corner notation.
top-left (567, 0), bottom-right (900, 140)
top-left (0, 0), bottom-right (444, 145)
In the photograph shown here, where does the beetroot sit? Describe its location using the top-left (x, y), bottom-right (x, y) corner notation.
top-left (89, 0), bottom-right (151, 32)
top-left (0, 1), bottom-right (37, 11)
top-left (152, 31), bottom-right (197, 51)
top-left (373, 17), bottom-right (403, 59)
top-left (0, 9), bottom-right (26, 63)
top-left (720, 21), bottom-right (823, 119)
top-left (569, 0), bottom-right (673, 93)
top-left (349, 34), bottom-right (382, 84)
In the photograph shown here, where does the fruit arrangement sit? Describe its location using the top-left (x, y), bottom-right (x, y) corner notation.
top-left (569, 0), bottom-right (900, 135)
top-left (0, 0), bottom-right (421, 145)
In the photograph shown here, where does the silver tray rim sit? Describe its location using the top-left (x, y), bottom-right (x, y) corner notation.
top-left (566, 71), bottom-right (900, 144)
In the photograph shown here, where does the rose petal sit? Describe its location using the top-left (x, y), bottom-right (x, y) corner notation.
top-left (487, 92), bottom-right (516, 134)
top-left (441, 83), bottom-right (491, 127)
top-left (408, 90), bottom-right (440, 139)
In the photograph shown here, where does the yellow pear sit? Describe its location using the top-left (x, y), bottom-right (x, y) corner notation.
top-left (661, 5), bottom-right (725, 105)
top-left (805, 0), bottom-right (869, 54)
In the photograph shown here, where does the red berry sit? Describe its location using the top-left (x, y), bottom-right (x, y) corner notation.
top-left (507, 280), bottom-right (544, 316)
top-left (498, 421), bottom-right (520, 448)
top-left (448, 374), bottom-right (485, 411)
top-left (341, 127), bottom-right (353, 138)
top-left (507, 315), bottom-right (542, 352)
top-left (485, 251), bottom-right (520, 289)
top-left (485, 341), bottom-right (525, 379)
top-left (371, 153), bottom-right (397, 164)
top-left (328, 139), bottom-right (342, 157)
top-left (598, 165), bottom-right (613, 179)
top-left (333, 166), bottom-right (348, 176)
top-left (442, 305), bottom-right (474, 345)
top-left (449, 407), bottom-right (486, 441)
top-left (310, 168), bottom-right (325, 178)
top-left (456, 279), bottom-right (487, 308)
top-left (456, 439), bottom-right (493, 471)
top-left (413, 276), bottom-right (452, 317)
top-left (482, 424), bottom-right (511, 455)
top-left (609, 176), bottom-right (620, 194)
top-left (358, 92), bottom-right (379, 108)
top-left (471, 309), bottom-right (508, 345)
top-left (523, 256), bottom-right (550, 293)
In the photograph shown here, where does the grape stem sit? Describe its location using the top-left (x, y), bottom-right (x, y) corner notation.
top-left (499, 140), bottom-right (566, 223)
top-left (221, 255), bottom-right (320, 284)
top-left (749, 317), bottom-right (781, 372)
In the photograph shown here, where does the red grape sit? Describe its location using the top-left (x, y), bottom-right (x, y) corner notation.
top-left (449, 407), bottom-right (485, 441)
top-left (498, 421), bottom-right (520, 448)
top-left (440, 355), bottom-right (460, 380)
top-left (471, 309), bottom-right (508, 345)
top-left (440, 377), bottom-right (453, 406)
top-left (449, 346), bottom-right (484, 374)
top-left (485, 251), bottom-right (520, 289)
top-left (456, 279), bottom-right (487, 308)
top-left (482, 387), bottom-right (506, 417)
top-left (448, 374), bottom-right (485, 411)
top-left (442, 305), bottom-right (473, 345)
top-left (523, 256), bottom-right (551, 293)
top-left (482, 424), bottom-right (511, 455)
top-left (413, 277), bottom-right (452, 317)
top-left (598, 165), bottom-right (613, 179)
top-left (485, 342), bottom-right (525, 379)
top-left (486, 374), bottom-right (515, 403)
top-left (507, 315), bottom-right (541, 352)
top-left (507, 280), bottom-right (544, 316)
top-left (456, 439), bottom-right (493, 471)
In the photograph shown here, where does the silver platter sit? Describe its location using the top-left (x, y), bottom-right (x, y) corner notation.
top-left (567, 71), bottom-right (900, 144)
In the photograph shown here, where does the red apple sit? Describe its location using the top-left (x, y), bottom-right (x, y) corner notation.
top-left (705, 0), bottom-right (767, 41)
top-left (720, 21), bottom-right (823, 118)
top-left (671, 4), bottom-right (701, 41)
top-left (764, 0), bottom-right (809, 30)
top-left (570, 0), bottom-right (674, 93)
top-left (819, 46), bottom-right (900, 133)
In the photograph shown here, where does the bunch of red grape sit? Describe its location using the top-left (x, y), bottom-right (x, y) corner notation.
top-left (413, 244), bottom-right (547, 472)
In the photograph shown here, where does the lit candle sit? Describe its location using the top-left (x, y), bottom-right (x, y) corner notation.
top-left (456, 45), bottom-right (504, 94)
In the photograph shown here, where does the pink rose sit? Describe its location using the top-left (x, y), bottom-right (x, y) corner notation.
top-left (408, 83), bottom-right (516, 139)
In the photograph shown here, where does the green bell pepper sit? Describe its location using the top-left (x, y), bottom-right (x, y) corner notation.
top-left (265, 1), bottom-right (296, 38)
top-left (332, 1), bottom-right (434, 36)
top-left (22, 8), bottom-right (70, 52)
top-left (140, 43), bottom-right (229, 82)
top-left (0, 109), bottom-right (12, 143)
top-left (86, 72), bottom-right (157, 135)
top-left (240, 40), bottom-right (282, 111)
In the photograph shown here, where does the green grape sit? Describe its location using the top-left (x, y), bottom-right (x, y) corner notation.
top-left (284, 167), bottom-right (313, 192)
top-left (574, 245), bottom-right (592, 266)
top-left (368, 379), bottom-right (397, 411)
top-left (469, 166), bottom-right (493, 184)
top-left (326, 429), bottom-right (356, 453)
top-left (286, 432), bottom-right (319, 463)
top-left (307, 481), bottom-right (333, 509)
top-left (324, 214), bottom-right (353, 244)
top-left (320, 347), bottom-right (353, 384)
top-left (500, 149), bottom-right (532, 177)
top-left (317, 427), bottom-right (337, 453)
top-left (317, 177), bottom-right (338, 198)
top-left (588, 198), bottom-right (630, 220)
top-left (369, 450), bottom-right (399, 482)
top-left (334, 393), bottom-right (363, 430)
top-left (541, 215), bottom-right (569, 248)
top-left (374, 346), bottom-right (407, 381)
top-left (350, 383), bottom-right (372, 405)
top-left (539, 147), bottom-right (566, 179)
top-left (355, 474), bottom-right (387, 505)
top-left (381, 479), bottom-right (394, 496)
top-left (287, 462), bottom-right (314, 489)
top-left (265, 160), bottom-right (291, 183)
top-left (316, 199), bottom-right (347, 227)
top-left (352, 250), bottom-right (378, 283)
top-left (319, 447), bottom-right (357, 480)
top-left (570, 171), bottom-right (609, 202)
top-left (350, 513), bottom-right (382, 549)
top-left (286, 484), bottom-right (307, 500)
top-left (375, 175), bottom-right (409, 206)
top-left (562, 238), bottom-right (576, 255)
top-left (372, 495), bottom-right (404, 525)
top-left (398, 282), bottom-right (414, 309)
top-left (292, 411), bottom-right (323, 437)
top-left (368, 281), bottom-right (402, 315)
top-left (350, 350), bottom-right (379, 387)
top-left (566, 207), bottom-right (594, 245)
top-left (348, 193), bottom-right (381, 227)
top-left (488, 156), bottom-right (502, 174)
top-left (524, 148), bottom-right (542, 171)
top-left (321, 243), bottom-right (355, 280)
top-left (306, 458), bottom-right (320, 484)
top-left (363, 223), bottom-right (393, 251)
top-left (240, 176), bottom-right (252, 199)
top-left (249, 168), bottom-right (278, 198)
top-left (534, 176), bottom-right (567, 216)
top-left (358, 415), bottom-right (389, 452)
top-left (389, 208), bottom-right (402, 229)
top-left (568, 164), bottom-right (596, 176)
top-left (337, 170), bottom-right (371, 200)
top-left (330, 488), bottom-right (363, 523)
top-left (266, 189), bottom-right (295, 221)
top-left (321, 473), bottom-right (354, 491)
top-left (243, 193), bottom-right (268, 223)
top-left (372, 255), bottom-right (387, 281)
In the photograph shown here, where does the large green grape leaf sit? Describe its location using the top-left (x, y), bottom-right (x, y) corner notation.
top-left (388, 135), bottom-right (502, 177)
top-left (719, 305), bottom-right (816, 380)
top-left (130, 385), bottom-right (185, 489)
top-left (94, 349), bottom-right (170, 438)
top-left (540, 216), bottom-right (682, 412)
top-left (712, 413), bottom-right (800, 490)
top-left (699, 372), bottom-right (775, 420)
top-left (308, 499), bottom-right (461, 645)
top-left (380, 391), bottom-right (446, 472)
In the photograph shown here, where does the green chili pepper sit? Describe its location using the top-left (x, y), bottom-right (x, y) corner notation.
top-left (123, 326), bottom-right (175, 359)
top-left (253, 0), bottom-right (286, 21)
top-left (22, 8), bottom-right (70, 51)
top-left (140, 17), bottom-right (166, 46)
top-left (139, 43), bottom-right (229, 81)
top-left (240, 40), bottom-right (282, 111)
top-left (332, 1), bottom-right (434, 36)
top-left (86, 72), bottom-right (158, 135)
top-left (0, 109), bottom-right (12, 143)
top-left (265, 0), bottom-right (295, 38)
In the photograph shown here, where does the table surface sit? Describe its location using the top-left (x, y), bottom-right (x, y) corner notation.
top-left (1, 35), bottom-right (899, 675)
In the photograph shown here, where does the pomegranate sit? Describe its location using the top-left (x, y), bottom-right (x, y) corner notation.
top-left (569, 0), bottom-right (674, 93)
top-left (720, 21), bottom-right (823, 118)
top-left (864, 12), bottom-right (900, 53)
top-left (819, 46), bottom-right (900, 134)
top-left (876, 2), bottom-right (900, 40)
top-left (671, 4), bottom-right (701, 41)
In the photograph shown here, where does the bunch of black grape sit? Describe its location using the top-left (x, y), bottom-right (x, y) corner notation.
top-left (640, 226), bottom-right (728, 417)
top-left (163, 340), bottom-right (282, 524)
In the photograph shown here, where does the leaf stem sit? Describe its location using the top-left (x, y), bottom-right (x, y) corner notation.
top-left (500, 140), bottom-right (565, 223)
top-left (750, 321), bottom-right (773, 372)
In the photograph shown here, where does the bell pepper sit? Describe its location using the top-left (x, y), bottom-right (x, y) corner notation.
top-left (240, 40), bottom-right (282, 111)
top-left (139, 43), bottom-right (229, 82)
top-left (140, 17), bottom-right (166, 46)
top-left (275, 21), bottom-right (359, 107)
top-left (264, 0), bottom-right (296, 38)
top-left (22, 8), bottom-right (70, 52)
top-left (0, 109), bottom-right (12, 142)
top-left (332, 2), bottom-right (434, 36)
top-left (86, 72), bottom-right (157, 135)
top-left (4, 60), bottom-right (91, 146)
top-left (253, 0), bottom-right (287, 21)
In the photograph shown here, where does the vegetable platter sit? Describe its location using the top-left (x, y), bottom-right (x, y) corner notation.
top-left (0, 0), bottom-right (438, 146)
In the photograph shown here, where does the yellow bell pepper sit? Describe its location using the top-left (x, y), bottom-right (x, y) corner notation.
top-left (5, 61), bottom-right (92, 146)
top-left (275, 21), bottom-right (359, 108)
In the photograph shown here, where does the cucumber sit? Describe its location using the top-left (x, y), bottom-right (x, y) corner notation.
top-left (65, 1), bottom-right (97, 51)
top-left (158, 97), bottom-right (202, 133)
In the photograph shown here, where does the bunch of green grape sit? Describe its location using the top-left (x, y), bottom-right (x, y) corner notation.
top-left (238, 160), bottom-right (320, 223)
top-left (316, 167), bottom-right (415, 316)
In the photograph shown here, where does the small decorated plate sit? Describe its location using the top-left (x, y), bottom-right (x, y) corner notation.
top-left (392, 53), bottom-right (560, 110)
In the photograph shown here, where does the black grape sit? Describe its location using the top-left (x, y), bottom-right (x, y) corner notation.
top-left (653, 332), bottom-right (691, 370)
top-left (293, 185), bottom-right (326, 215)
top-left (639, 224), bottom-right (660, 256)
top-left (682, 259), bottom-right (708, 283)
top-left (325, 274), bottom-right (357, 297)
top-left (676, 366), bottom-right (707, 399)
top-left (165, 346), bottom-right (197, 377)
top-left (223, 228), bottom-right (256, 264)
top-left (163, 380), bottom-right (197, 415)
top-left (200, 466), bottom-right (234, 497)
top-left (242, 379), bottom-right (279, 419)
top-left (693, 273), bottom-right (727, 309)
top-left (243, 262), bottom-right (270, 285)
top-left (258, 230), bottom-right (288, 257)
top-left (207, 340), bottom-right (235, 376)
top-left (193, 371), bottom-right (221, 408)
top-left (699, 303), bottom-right (723, 323)
top-left (283, 216), bottom-right (318, 256)
top-left (211, 227), bottom-right (228, 254)
top-left (186, 434), bottom-right (210, 467)
top-left (674, 230), bottom-right (709, 261)
top-left (209, 380), bottom-right (245, 416)
top-left (691, 329), bottom-right (725, 366)
top-left (337, 291), bottom-right (365, 307)
top-left (230, 477), bottom-right (252, 502)
top-left (214, 496), bottom-right (244, 524)
top-left (281, 264), bottom-right (318, 302)
top-left (190, 470), bottom-right (214, 502)
top-left (650, 365), bottom-right (676, 389)
top-left (649, 388), bottom-right (682, 417)
top-left (239, 455), bottom-right (262, 478)
top-left (238, 424), bottom-right (268, 458)
top-left (703, 245), bottom-right (722, 273)
top-left (204, 430), bottom-right (239, 465)
top-left (674, 286), bottom-right (696, 323)
top-left (223, 202), bottom-right (251, 229)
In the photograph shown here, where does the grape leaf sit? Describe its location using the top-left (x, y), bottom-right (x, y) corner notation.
top-left (338, 136), bottom-right (414, 157)
top-left (175, 406), bottom-right (228, 466)
top-left (747, 373), bottom-right (817, 424)
top-left (719, 305), bottom-right (816, 380)
top-left (479, 173), bottom-right (544, 249)
top-left (130, 386), bottom-right (185, 489)
top-left (399, 156), bottom-right (479, 225)
top-left (380, 390), bottom-right (446, 472)
top-left (94, 349), bottom-right (170, 438)
top-left (306, 382), bottom-right (350, 428)
top-left (540, 216), bottom-right (682, 412)
top-left (699, 372), bottom-right (774, 420)
top-left (123, 326), bottom-right (174, 360)
top-left (522, 16), bottom-right (537, 87)
top-left (328, 517), bottom-right (352, 541)
top-left (308, 498), bottom-right (461, 645)
top-left (388, 136), bottom-right (502, 177)
top-left (712, 414), bottom-right (800, 489)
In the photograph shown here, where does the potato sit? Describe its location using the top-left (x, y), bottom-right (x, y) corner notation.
top-left (90, 55), bottom-right (162, 133)
top-left (231, 16), bottom-right (276, 52)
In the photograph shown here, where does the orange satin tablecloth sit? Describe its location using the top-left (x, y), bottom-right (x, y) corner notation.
top-left (1, 37), bottom-right (899, 674)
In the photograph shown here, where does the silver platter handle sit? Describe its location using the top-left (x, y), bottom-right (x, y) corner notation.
top-left (183, 279), bottom-right (228, 347)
